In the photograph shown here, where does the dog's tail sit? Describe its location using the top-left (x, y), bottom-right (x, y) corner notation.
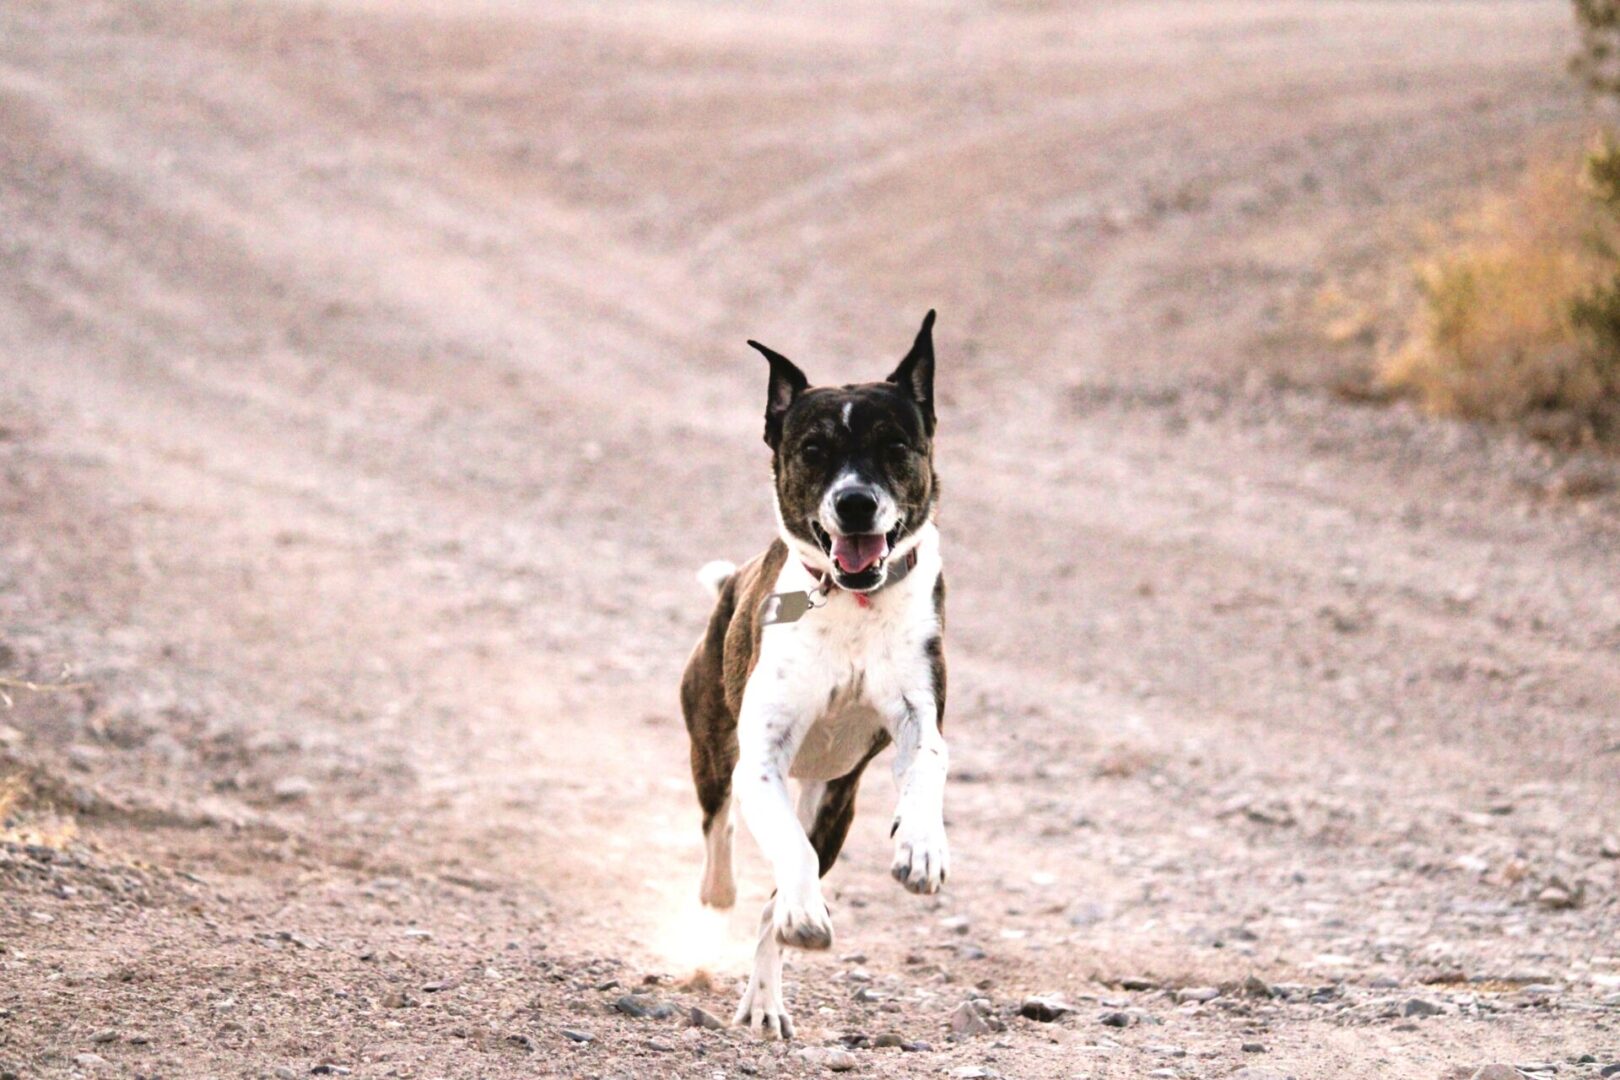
top-left (695, 559), bottom-right (737, 600)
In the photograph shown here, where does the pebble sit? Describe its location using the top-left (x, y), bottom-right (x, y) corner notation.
top-left (1019, 994), bottom-right (1075, 1022)
top-left (647, 1039), bottom-right (675, 1052)
top-left (950, 1068), bottom-right (998, 1079)
top-left (1469, 1068), bottom-right (1523, 1080)
top-left (561, 1028), bottom-right (593, 1043)
top-left (940, 915), bottom-right (972, 935)
top-left (1600, 1066), bottom-right (1620, 1079)
top-left (274, 1069), bottom-right (297, 1080)
top-left (614, 994), bottom-right (673, 1020)
top-left (310, 1067), bottom-right (350, 1076)
top-left (1242, 974), bottom-right (1276, 998)
top-left (1402, 997), bottom-right (1444, 1017)
top-left (872, 1032), bottom-right (905, 1048)
top-left (688, 1006), bottom-right (726, 1030)
top-left (1177, 986), bottom-right (1220, 1003)
top-left (1231, 1069), bottom-right (1294, 1080)
top-left (74, 1055), bottom-right (106, 1069)
top-left (272, 776), bottom-right (313, 802)
top-left (90, 1030), bottom-right (118, 1044)
top-left (1601, 835), bottom-right (1620, 859)
top-left (797, 1047), bottom-right (857, 1071)
top-left (1099, 1010), bottom-right (1134, 1027)
top-left (950, 1001), bottom-right (991, 1036)
top-left (1537, 886), bottom-right (1577, 910)
top-left (1121, 977), bottom-right (1158, 991)
top-left (902, 1041), bottom-right (932, 1052)
top-left (1242, 1042), bottom-right (1267, 1053)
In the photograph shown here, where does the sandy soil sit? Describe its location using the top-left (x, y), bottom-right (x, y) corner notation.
top-left (2, 1), bottom-right (1619, 1078)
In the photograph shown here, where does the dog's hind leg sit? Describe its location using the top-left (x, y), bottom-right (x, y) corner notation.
top-left (806, 740), bottom-right (887, 876)
top-left (734, 897), bottom-right (793, 1039)
top-left (699, 791), bottom-right (736, 908)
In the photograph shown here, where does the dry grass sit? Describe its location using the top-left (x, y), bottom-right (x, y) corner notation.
top-left (1384, 152), bottom-right (1620, 440)
top-left (0, 772), bottom-right (79, 848)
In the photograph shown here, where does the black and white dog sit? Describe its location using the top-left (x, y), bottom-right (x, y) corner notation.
top-left (680, 312), bottom-right (949, 1038)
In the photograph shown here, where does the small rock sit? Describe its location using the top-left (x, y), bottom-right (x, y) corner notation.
top-left (902, 1040), bottom-right (931, 1052)
top-left (873, 1032), bottom-right (905, 1048)
top-left (90, 1030), bottom-right (119, 1044)
top-left (1231, 1069), bottom-right (1294, 1080)
top-left (1537, 885), bottom-right (1578, 910)
top-left (614, 993), bottom-right (673, 1020)
top-left (1242, 1042), bottom-right (1266, 1053)
top-left (1472, 1068), bottom-right (1526, 1080)
top-left (797, 1047), bottom-right (857, 1071)
top-left (647, 1039), bottom-right (675, 1052)
top-left (309, 1067), bottom-right (351, 1076)
top-left (381, 991), bottom-right (413, 1009)
top-left (950, 1001), bottom-right (991, 1036)
top-left (1402, 997), bottom-right (1444, 1017)
top-left (506, 1033), bottom-right (535, 1051)
top-left (274, 1069), bottom-right (297, 1080)
top-left (940, 915), bottom-right (972, 935)
top-left (561, 1028), bottom-right (593, 1043)
top-left (950, 1068), bottom-right (998, 1079)
top-left (1099, 1010), bottom-right (1134, 1027)
top-left (1599, 1065), bottom-right (1620, 1079)
top-left (1176, 986), bottom-right (1220, 1003)
top-left (1515, 1065), bottom-right (1557, 1076)
top-left (272, 776), bottom-right (313, 802)
top-left (1600, 836), bottom-right (1620, 859)
top-left (1121, 976), bottom-right (1158, 991)
top-left (688, 1006), bottom-right (725, 1031)
top-left (824, 1049), bottom-right (857, 1072)
top-left (74, 1055), bottom-right (107, 1069)
top-left (1242, 974), bottom-right (1276, 998)
top-left (126, 1033), bottom-right (152, 1046)
top-left (1019, 994), bottom-right (1075, 1022)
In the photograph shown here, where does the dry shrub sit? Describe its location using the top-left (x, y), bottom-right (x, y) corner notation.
top-left (1384, 146), bottom-right (1620, 441)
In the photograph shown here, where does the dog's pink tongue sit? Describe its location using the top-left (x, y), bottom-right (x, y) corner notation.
top-left (832, 533), bottom-right (888, 574)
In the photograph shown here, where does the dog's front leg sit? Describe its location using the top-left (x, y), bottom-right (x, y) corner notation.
top-left (733, 697), bottom-right (833, 950)
top-left (888, 693), bottom-right (949, 894)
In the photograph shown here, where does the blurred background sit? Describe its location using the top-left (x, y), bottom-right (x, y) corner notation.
top-left (2, 2), bottom-right (1618, 1077)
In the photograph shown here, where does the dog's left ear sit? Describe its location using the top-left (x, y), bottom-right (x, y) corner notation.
top-left (887, 309), bottom-right (936, 434)
top-left (748, 340), bottom-right (809, 450)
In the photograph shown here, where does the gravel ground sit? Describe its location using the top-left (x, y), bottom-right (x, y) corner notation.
top-left (1, 2), bottom-right (1617, 1078)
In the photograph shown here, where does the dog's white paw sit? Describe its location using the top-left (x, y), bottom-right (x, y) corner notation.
top-left (772, 891), bottom-right (833, 950)
top-left (733, 978), bottom-right (795, 1040)
top-left (890, 818), bottom-right (949, 895)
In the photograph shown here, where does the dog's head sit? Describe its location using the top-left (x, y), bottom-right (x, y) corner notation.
top-left (748, 311), bottom-right (939, 593)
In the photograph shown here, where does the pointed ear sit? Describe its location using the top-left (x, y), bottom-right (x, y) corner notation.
top-left (747, 340), bottom-right (809, 449)
top-left (887, 309), bottom-right (936, 434)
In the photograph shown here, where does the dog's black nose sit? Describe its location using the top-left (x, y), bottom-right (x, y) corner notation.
top-left (834, 489), bottom-right (879, 531)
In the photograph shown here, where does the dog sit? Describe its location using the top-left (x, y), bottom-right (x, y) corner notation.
top-left (680, 311), bottom-right (949, 1039)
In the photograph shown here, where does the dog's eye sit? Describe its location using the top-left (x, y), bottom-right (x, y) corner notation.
top-left (885, 440), bottom-right (911, 457)
top-left (800, 441), bottom-right (828, 463)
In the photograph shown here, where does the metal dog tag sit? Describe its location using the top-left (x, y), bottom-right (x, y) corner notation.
top-left (761, 590), bottom-right (813, 626)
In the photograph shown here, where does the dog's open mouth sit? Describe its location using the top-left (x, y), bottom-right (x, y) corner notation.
top-left (811, 521), bottom-right (905, 586)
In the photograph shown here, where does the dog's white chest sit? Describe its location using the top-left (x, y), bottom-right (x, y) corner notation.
top-left (789, 692), bottom-right (883, 781)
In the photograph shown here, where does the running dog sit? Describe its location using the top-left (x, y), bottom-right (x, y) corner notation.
top-left (680, 311), bottom-right (949, 1039)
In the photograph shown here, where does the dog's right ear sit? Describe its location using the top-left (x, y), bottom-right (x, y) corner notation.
top-left (747, 340), bottom-right (809, 450)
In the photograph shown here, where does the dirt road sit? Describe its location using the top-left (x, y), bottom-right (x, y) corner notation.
top-left (3, 2), bottom-right (1618, 1077)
